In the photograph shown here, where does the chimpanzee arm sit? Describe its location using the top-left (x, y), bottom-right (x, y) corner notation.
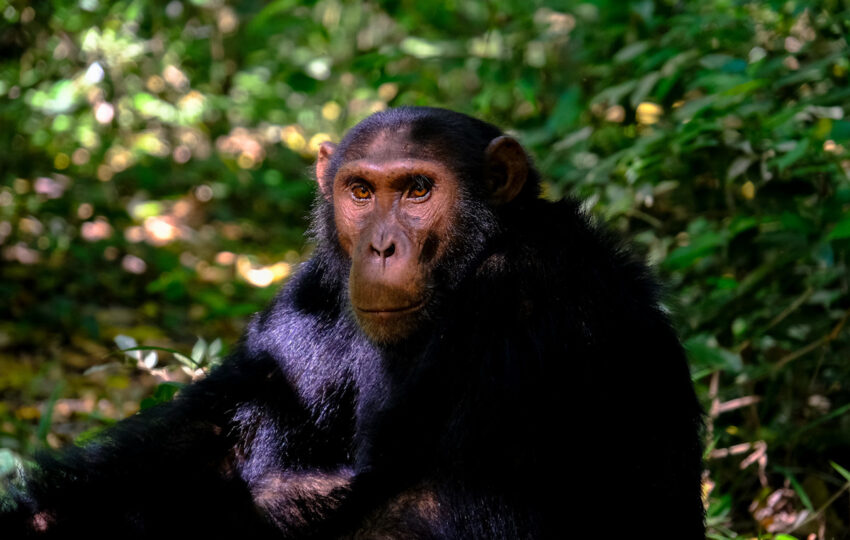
top-left (0, 355), bottom-right (296, 537)
top-left (0, 318), bottom-right (359, 538)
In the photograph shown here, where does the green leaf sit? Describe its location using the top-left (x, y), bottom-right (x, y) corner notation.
top-left (773, 139), bottom-right (810, 172)
top-left (830, 120), bottom-right (850, 141)
top-left (728, 216), bottom-right (759, 237)
top-left (114, 334), bottom-right (138, 351)
top-left (699, 54), bottom-right (736, 69)
top-left (117, 346), bottom-right (198, 369)
top-left (191, 337), bottom-right (208, 363)
top-left (614, 41), bottom-right (649, 64)
top-left (546, 88), bottom-right (581, 135)
top-left (684, 336), bottom-right (743, 372)
top-left (726, 156), bottom-right (753, 180)
top-left (721, 79), bottom-right (767, 96)
top-left (43, 80), bottom-right (78, 114)
top-left (142, 351), bottom-right (158, 369)
top-left (780, 212), bottom-right (815, 234)
top-left (630, 71), bottom-right (661, 108)
top-left (37, 383), bottom-right (65, 444)
top-left (140, 382), bottom-right (184, 410)
top-left (663, 231), bottom-right (726, 270)
top-left (672, 95), bottom-right (717, 122)
top-left (591, 80), bottom-right (638, 106)
top-left (246, 0), bottom-right (299, 33)
top-left (208, 338), bottom-right (223, 359)
top-left (831, 461), bottom-right (850, 483)
top-left (827, 216), bottom-right (850, 239)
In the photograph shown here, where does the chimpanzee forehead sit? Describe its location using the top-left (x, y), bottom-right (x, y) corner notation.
top-left (342, 127), bottom-right (443, 163)
top-left (328, 108), bottom-right (504, 184)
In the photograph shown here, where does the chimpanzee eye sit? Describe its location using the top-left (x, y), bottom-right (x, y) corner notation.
top-left (407, 176), bottom-right (433, 200)
top-left (351, 183), bottom-right (371, 201)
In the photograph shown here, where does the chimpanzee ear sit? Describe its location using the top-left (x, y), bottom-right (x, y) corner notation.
top-left (315, 141), bottom-right (337, 201)
top-left (485, 136), bottom-right (528, 205)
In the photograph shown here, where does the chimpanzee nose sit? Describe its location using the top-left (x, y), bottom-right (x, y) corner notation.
top-left (370, 236), bottom-right (396, 260)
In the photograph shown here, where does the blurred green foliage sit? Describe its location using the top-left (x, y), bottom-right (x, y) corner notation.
top-left (0, 0), bottom-right (849, 537)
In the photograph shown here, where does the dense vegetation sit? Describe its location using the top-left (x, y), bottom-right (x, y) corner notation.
top-left (1, 0), bottom-right (848, 537)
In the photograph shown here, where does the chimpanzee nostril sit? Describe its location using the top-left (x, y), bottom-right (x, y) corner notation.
top-left (370, 238), bottom-right (396, 260)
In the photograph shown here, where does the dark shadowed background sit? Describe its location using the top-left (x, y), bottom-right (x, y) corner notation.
top-left (0, 1), bottom-right (848, 537)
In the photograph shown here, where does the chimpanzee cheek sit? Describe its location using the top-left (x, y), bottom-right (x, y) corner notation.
top-left (335, 230), bottom-right (355, 258)
top-left (418, 232), bottom-right (441, 265)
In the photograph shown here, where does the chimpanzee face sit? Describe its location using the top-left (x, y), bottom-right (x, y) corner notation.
top-left (316, 129), bottom-right (527, 344)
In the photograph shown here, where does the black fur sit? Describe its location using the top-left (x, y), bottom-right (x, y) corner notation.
top-left (1, 107), bottom-right (705, 538)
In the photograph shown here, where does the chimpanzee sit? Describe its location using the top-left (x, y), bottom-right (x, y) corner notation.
top-left (1, 107), bottom-right (705, 538)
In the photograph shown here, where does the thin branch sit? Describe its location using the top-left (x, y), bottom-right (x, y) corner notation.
top-left (788, 482), bottom-right (850, 534)
top-left (716, 395), bottom-right (761, 415)
top-left (738, 287), bottom-right (814, 353)
top-left (773, 307), bottom-right (850, 371)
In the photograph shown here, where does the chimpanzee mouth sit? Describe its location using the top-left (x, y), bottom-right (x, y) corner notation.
top-left (354, 301), bottom-right (424, 316)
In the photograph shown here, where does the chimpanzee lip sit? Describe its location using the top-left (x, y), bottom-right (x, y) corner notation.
top-left (355, 301), bottom-right (424, 315)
